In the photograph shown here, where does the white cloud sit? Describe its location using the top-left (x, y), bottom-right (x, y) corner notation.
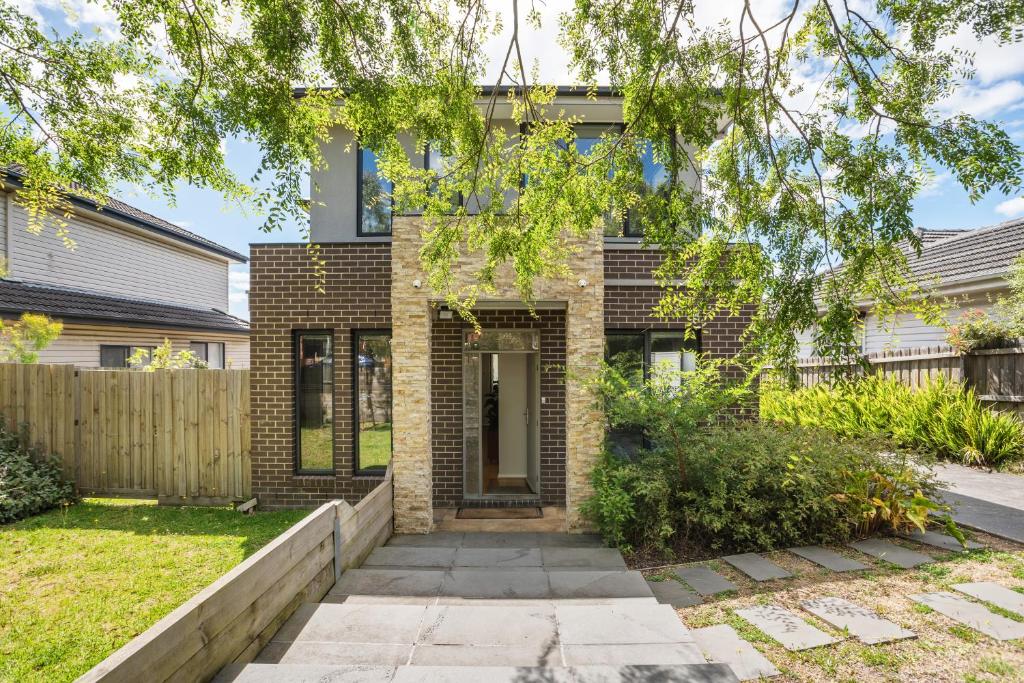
top-left (995, 197), bottom-right (1024, 218)
top-left (919, 171), bottom-right (951, 198)
top-left (937, 80), bottom-right (1024, 120)
top-left (939, 29), bottom-right (1024, 85)
top-left (228, 269), bottom-right (249, 304)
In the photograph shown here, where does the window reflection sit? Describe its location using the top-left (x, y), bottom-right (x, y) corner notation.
top-left (297, 333), bottom-right (333, 472)
top-left (360, 147), bottom-right (393, 235)
top-left (355, 332), bottom-right (392, 472)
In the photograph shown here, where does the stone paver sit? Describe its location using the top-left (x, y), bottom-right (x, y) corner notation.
top-left (418, 604), bottom-right (557, 647)
top-left (332, 569), bottom-right (445, 597)
top-left (935, 463), bottom-right (1024, 543)
top-left (548, 570), bottom-right (653, 599)
top-left (542, 547), bottom-right (628, 570)
top-left (452, 547), bottom-right (543, 568)
top-left (391, 666), bottom-right (575, 683)
top-left (801, 597), bottom-right (915, 645)
top-left (647, 579), bottom-right (702, 608)
top-left (255, 641), bottom-right (412, 667)
top-left (214, 664), bottom-right (397, 682)
top-left (898, 529), bottom-right (983, 552)
top-left (272, 603), bottom-right (426, 644)
top-left (409, 644), bottom-right (559, 667)
top-left (953, 582), bottom-right (1024, 617)
top-left (555, 603), bottom-right (692, 645)
top-left (848, 539), bottom-right (932, 568)
top-left (363, 546), bottom-right (457, 568)
top-left (722, 553), bottom-right (792, 581)
top-left (735, 605), bottom-right (840, 651)
top-left (674, 566), bottom-right (737, 596)
top-left (561, 643), bottom-right (707, 666)
top-left (441, 569), bottom-right (550, 599)
top-left (691, 624), bottom-right (780, 681)
top-left (788, 546), bottom-right (868, 572)
top-left (912, 592), bottom-right (1024, 641)
top-left (387, 532), bottom-right (465, 547)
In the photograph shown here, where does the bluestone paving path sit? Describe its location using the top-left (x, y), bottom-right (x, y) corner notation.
top-left (721, 553), bottom-right (792, 581)
top-left (734, 605), bottom-right (840, 651)
top-left (788, 545), bottom-right (868, 572)
top-left (935, 463), bottom-right (1024, 543)
top-left (953, 581), bottom-right (1024, 616)
top-left (848, 538), bottom-right (933, 568)
top-left (691, 625), bottom-right (780, 681)
top-left (801, 597), bottom-right (915, 644)
top-left (647, 579), bottom-right (703, 608)
top-left (218, 532), bottom-right (740, 682)
top-left (911, 591), bottom-right (1024, 641)
top-left (674, 566), bottom-right (737, 596)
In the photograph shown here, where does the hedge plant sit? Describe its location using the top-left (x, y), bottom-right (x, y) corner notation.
top-left (0, 423), bottom-right (77, 524)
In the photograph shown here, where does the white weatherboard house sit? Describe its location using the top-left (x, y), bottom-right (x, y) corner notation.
top-left (799, 218), bottom-right (1024, 356)
top-left (0, 171), bottom-right (249, 367)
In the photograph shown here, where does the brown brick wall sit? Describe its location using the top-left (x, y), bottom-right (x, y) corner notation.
top-left (249, 243), bottom-right (392, 508)
top-left (604, 249), bottom-right (754, 381)
top-left (430, 310), bottom-right (567, 507)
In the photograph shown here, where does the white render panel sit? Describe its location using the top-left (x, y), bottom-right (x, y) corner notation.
top-left (6, 198), bottom-right (231, 311)
top-left (24, 322), bottom-right (249, 368)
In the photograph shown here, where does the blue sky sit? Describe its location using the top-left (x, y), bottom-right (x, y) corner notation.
top-left (20, 0), bottom-right (1024, 319)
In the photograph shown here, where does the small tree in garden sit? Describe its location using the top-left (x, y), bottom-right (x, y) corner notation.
top-left (128, 339), bottom-right (208, 370)
top-left (0, 313), bottom-right (62, 363)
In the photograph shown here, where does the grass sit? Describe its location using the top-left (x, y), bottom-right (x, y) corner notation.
top-left (0, 498), bottom-right (308, 683)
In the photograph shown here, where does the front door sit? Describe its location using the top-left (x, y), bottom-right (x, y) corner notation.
top-left (497, 353), bottom-right (528, 479)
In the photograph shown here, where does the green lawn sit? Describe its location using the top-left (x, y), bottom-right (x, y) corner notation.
top-left (0, 498), bottom-right (308, 683)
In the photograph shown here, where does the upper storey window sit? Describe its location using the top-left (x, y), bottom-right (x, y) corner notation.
top-left (359, 146), bottom-right (393, 236)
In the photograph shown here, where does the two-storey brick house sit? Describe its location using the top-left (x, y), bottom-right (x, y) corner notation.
top-left (249, 88), bottom-right (752, 532)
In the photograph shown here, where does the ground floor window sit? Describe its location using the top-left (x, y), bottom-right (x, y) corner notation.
top-left (603, 329), bottom-right (700, 458)
top-left (295, 331), bottom-right (334, 474)
top-left (189, 341), bottom-right (225, 369)
top-left (100, 344), bottom-right (155, 368)
top-left (354, 331), bottom-right (392, 475)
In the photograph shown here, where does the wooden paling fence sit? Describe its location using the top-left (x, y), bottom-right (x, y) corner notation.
top-left (787, 342), bottom-right (1024, 417)
top-left (0, 363), bottom-right (251, 503)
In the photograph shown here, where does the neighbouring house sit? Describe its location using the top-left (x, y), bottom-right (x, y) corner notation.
top-left (249, 87), bottom-right (752, 531)
top-left (0, 171), bottom-right (250, 368)
top-left (797, 217), bottom-right (1024, 356)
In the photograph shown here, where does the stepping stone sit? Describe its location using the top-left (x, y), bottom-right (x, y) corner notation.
top-left (911, 591), bottom-right (1024, 641)
top-left (788, 546), bottom-right (868, 572)
top-left (801, 597), bottom-right (915, 644)
top-left (646, 579), bottom-right (702, 608)
top-left (953, 582), bottom-right (1024, 617)
top-left (692, 624), bottom-right (780, 680)
top-left (735, 605), bottom-right (840, 651)
top-left (848, 539), bottom-right (932, 568)
top-left (898, 529), bottom-right (983, 552)
top-left (722, 553), bottom-right (792, 581)
top-left (675, 566), bottom-right (737, 596)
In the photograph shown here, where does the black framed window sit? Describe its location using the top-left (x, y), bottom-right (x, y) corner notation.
top-left (189, 341), bottom-right (225, 369)
top-left (603, 329), bottom-right (700, 458)
top-left (622, 139), bottom-right (674, 238)
top-left (100, 344), bottom-right (156, 368)
top-left (295, 331), bottom-right (334, 474)
top-left (354, 331), bottom-right (392, 474)
top-left (358, 146), bottom-right (394, 236)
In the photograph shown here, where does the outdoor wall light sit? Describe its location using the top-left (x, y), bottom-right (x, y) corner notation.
top-left (413, 279), bottom-right (422, 288)
top-left (578, 278), bottom-right (588, 288)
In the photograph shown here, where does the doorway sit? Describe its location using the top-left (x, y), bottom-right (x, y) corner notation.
top-left (480, 352), bottom-right (540, 495)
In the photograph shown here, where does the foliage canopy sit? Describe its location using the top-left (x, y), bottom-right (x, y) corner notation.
top-left (2, 0), bottom-right (1023, 367)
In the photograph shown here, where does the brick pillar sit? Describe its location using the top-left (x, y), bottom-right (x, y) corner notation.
top-left (391, 221), bottom-right (433, 533)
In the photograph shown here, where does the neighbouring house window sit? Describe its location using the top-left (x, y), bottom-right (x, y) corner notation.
top-left (354, 331), bottom-right (392, 474)
top-left (189, 341), bottom-right (225, 369)
top-left (100, 344), bottom-right (155, 368)
top-left (296, 332), bottom-right (334, 474)
top-left (603, 330), bottom-right (700, 458)
top-left (358, 146), bottom-right (393, 235)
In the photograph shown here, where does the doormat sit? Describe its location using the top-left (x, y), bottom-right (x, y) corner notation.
top-left (456, 507), bottom-right (543, 519)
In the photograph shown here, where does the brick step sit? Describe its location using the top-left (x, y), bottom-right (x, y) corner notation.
top-left (216, 663), bottom-right (740, 682)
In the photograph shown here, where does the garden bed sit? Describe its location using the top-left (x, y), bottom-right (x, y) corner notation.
top-left (0, 498), bottom-right (306, 683)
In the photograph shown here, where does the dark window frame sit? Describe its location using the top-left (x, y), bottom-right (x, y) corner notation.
top-left (604, 328), bottom-right (701, 380)
top-left (356, 144), bottom-right (395, 237)
top-left (352, 329), bottom-right (393, 477)
top-left (100, 344), bottom-right (130, 368)
top-left (294, 329), bottom-right (336, 476)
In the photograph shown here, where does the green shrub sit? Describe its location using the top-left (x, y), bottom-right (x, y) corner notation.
top-left (945, 309), bottom-right (1017, 354)
top-left (586, 362), bottom-right (950, 555)
top-left (585, 423), bottom-right (944, 555)
top-left (762, 375), bottom-right (1024, 467)
top-left (0, 423), bottom-right (77, 524)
